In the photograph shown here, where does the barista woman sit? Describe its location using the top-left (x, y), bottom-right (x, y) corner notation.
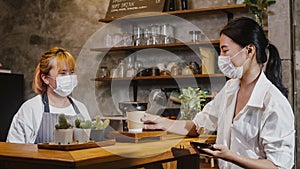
top-left (142, 17), bottom-right (295, 169)
top-left (7, 47), bottom-right (91, 144)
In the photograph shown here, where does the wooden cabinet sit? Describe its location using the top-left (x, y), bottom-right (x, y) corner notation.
top-left (0, 73), bottom-right (24, 141)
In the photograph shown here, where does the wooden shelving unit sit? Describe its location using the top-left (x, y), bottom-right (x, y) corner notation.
top-left (99, 4), bottom-right (247, 23)
top-left (93, 4), bottom-right (248, 102)
top-left (90, 40), bottom-right (219, 52)
top-left (93, 73), bottom-right (224, 81)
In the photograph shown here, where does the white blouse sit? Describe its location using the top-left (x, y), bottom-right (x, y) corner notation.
top-left (193, 72), bottom-right (295, 169)
top-left (6, 95), bottom-right (91, 144)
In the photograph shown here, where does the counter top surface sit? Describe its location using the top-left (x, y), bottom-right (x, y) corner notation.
top-left (0, 134), bottom-right (216, 169)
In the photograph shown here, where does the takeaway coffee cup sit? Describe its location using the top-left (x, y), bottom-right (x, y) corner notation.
top-left (126, 111), bottom-right (145, 133)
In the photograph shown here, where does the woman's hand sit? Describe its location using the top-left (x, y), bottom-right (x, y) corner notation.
top-left (202, 144), bottom-right (232, 159)
top-left (202, 144), bottom-right (278, 168)
top-left (141, 113), bottom-right (165, 130)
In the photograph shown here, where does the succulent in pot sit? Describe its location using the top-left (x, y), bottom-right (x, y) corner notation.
top-left (90, 115), bottom-right (110, 142)
top-left (54, 114), bottom-right (73, 145)
top-left (73, 118), bottom-right (92, 143)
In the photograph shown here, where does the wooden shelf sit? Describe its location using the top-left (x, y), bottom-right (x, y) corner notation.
top-left (99, 4), bottom-right (247, 23)
top-left (90, 40), bottom-right (219, 52)
top-left (93, 74), bottom-right (225, 81)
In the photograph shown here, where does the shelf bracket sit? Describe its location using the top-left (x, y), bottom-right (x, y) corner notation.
top-left (132, 80), bottom-right (138, 102)
top-left (224, 11), bottom-right (234, 22)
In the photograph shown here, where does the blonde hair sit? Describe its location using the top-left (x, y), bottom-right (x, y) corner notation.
top-left (32, 47), bottom-right (77, 94)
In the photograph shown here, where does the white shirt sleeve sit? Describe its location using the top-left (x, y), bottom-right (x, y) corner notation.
top-left (260, 97), bottom-right (295, 169)
top-left (6, 95), bottom-right (43, 144)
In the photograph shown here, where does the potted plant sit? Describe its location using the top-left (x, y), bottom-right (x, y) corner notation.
top-left (90, 116), bottom-right (110, 142)
top-left (244, 0), bottom-right (276, 26)
top-left (54, 114), bottom-right (73, 144)
top-left (179, 87), bottom-right (207, 120)
top-left (73, 118), bottom-right (92, 143)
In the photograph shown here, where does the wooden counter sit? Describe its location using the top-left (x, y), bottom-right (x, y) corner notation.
top-left (0, 134), bottom-right (216, 169)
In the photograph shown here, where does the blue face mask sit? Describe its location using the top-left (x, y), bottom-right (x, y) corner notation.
top-left (218, 47), bottom-right (248, 79)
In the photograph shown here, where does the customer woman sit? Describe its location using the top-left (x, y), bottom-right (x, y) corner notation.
top-left (7, 47), bottom-right (91, 144)
top-left (142, 17), bottom-right (295, 169)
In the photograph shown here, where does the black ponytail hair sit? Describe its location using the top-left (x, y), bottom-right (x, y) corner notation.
top-left (220, 17), bottom-right (288, 98)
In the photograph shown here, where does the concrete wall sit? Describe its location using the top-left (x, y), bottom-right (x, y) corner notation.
top-left (294, 0), bottom-right (300, 167)
top-left (0, 0), bottom-right (109, 100)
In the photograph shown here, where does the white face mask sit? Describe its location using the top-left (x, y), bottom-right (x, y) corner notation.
top-left (49, 75), bottom-right (78, 97)
top-left (218, 47), bottom-right (248, 79)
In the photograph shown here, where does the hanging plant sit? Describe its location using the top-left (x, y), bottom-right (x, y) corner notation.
top-left (244, 0), bottom-right (276, 26)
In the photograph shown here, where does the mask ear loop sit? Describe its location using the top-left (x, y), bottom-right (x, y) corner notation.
top-left (230, 47), bottom-right (247, 60)
top-left (46, 75), bottom-right (57, 90)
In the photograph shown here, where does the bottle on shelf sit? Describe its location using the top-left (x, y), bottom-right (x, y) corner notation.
top-left (117, 60), bottom-right (126, 78)
top-left (126, 63), bottom-right (137, 77)
top-left (168, 0), bottom-right (176, 11)
top-left (181, 0), bottom-right (188, 10)
top-left (161, 24), bottom-right (175, 44)
top-left (126, 56), bottom-right (137, 77)
top-left (171, 64), bottom-right (179, 76)
top-left (135, 60), bottom-right (144, 76)
top-left (99, 67), bottom-right (108, 78)
top-left (133, 26), bottom-right (143, 46)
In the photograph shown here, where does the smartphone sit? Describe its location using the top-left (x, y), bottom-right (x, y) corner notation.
top-left (190, 141), bottom-right (216, 155)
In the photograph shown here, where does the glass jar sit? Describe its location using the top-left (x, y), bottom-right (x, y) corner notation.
top-left (182, 66), bottom-right (194, 75)
top-left (143, 27), bottom-right (153, 45)
top-left (171, 64), bottom-right (179, 76)
top-left (104, 34), bottom-right (113, 47)
top-left (122, 32), bottom-right (133, 46)
top-left (126, 56), bottom-right (137, 77)
top-left (117, 60), bottom-right (126, 78)
top-left (99, 67), bottom-right (108, 78)
top-left (150, 24), bottom-right (161, 45)
top-left (135, 60), bottom-right (144, 76)
top-left (133, 26), bottom-right (143, 46)
top-left (110, 68), bottom-right (118, 78)
top-left (227, 0), bottom-right (237, 5)
top-left (113, 33), bottom-right (123, 47)
top-left (189, 30), bottom-right (202, 43)
top-left (126, 64), bottom-right (137, 77)
top-left (161, 24), bottom-right (175, 44)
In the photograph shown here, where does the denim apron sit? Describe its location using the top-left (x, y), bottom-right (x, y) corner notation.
top-left (34, 93), bottom-right (84, 143)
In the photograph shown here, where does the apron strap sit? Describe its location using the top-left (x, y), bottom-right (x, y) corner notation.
top-left (35, 93), bottom-right (84, 144)
top-left (67, 97), bottom-right (81, 115)
top-left (42, 92), bottom-right (81, 114)
top-left (42, 92), bottom-right (50, 113)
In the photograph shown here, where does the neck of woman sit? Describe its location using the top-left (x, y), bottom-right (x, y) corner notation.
top-left (46, 90), bottom-right (70, 108)
top-left (240, 63), bottom-right (261, 90)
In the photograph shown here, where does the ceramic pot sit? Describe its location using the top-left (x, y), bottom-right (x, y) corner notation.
top-left (54, 129), bottom-right (73, 145)
top-left (73, 128), bottom-right (91, 143)
top-left (90, 129), bottom-right (104, 142)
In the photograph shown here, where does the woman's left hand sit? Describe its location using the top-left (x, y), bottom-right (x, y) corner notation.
top-left (202, 144), bottom-right (232, 159)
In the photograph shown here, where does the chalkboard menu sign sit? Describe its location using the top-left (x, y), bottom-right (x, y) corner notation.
top-left (105, 0), bottom-right (166, 19)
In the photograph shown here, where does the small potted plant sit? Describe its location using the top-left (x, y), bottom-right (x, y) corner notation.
top-left (179, 87), bottom-right (207, 120)
top-left (244, 0), bottom-right (276, 26)
top-left (73, 118), bottom-right (92, 143)
top-left (90, 115), bottom-right (110, 142)
top-left (54, 114), bottom-right (73, 144)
